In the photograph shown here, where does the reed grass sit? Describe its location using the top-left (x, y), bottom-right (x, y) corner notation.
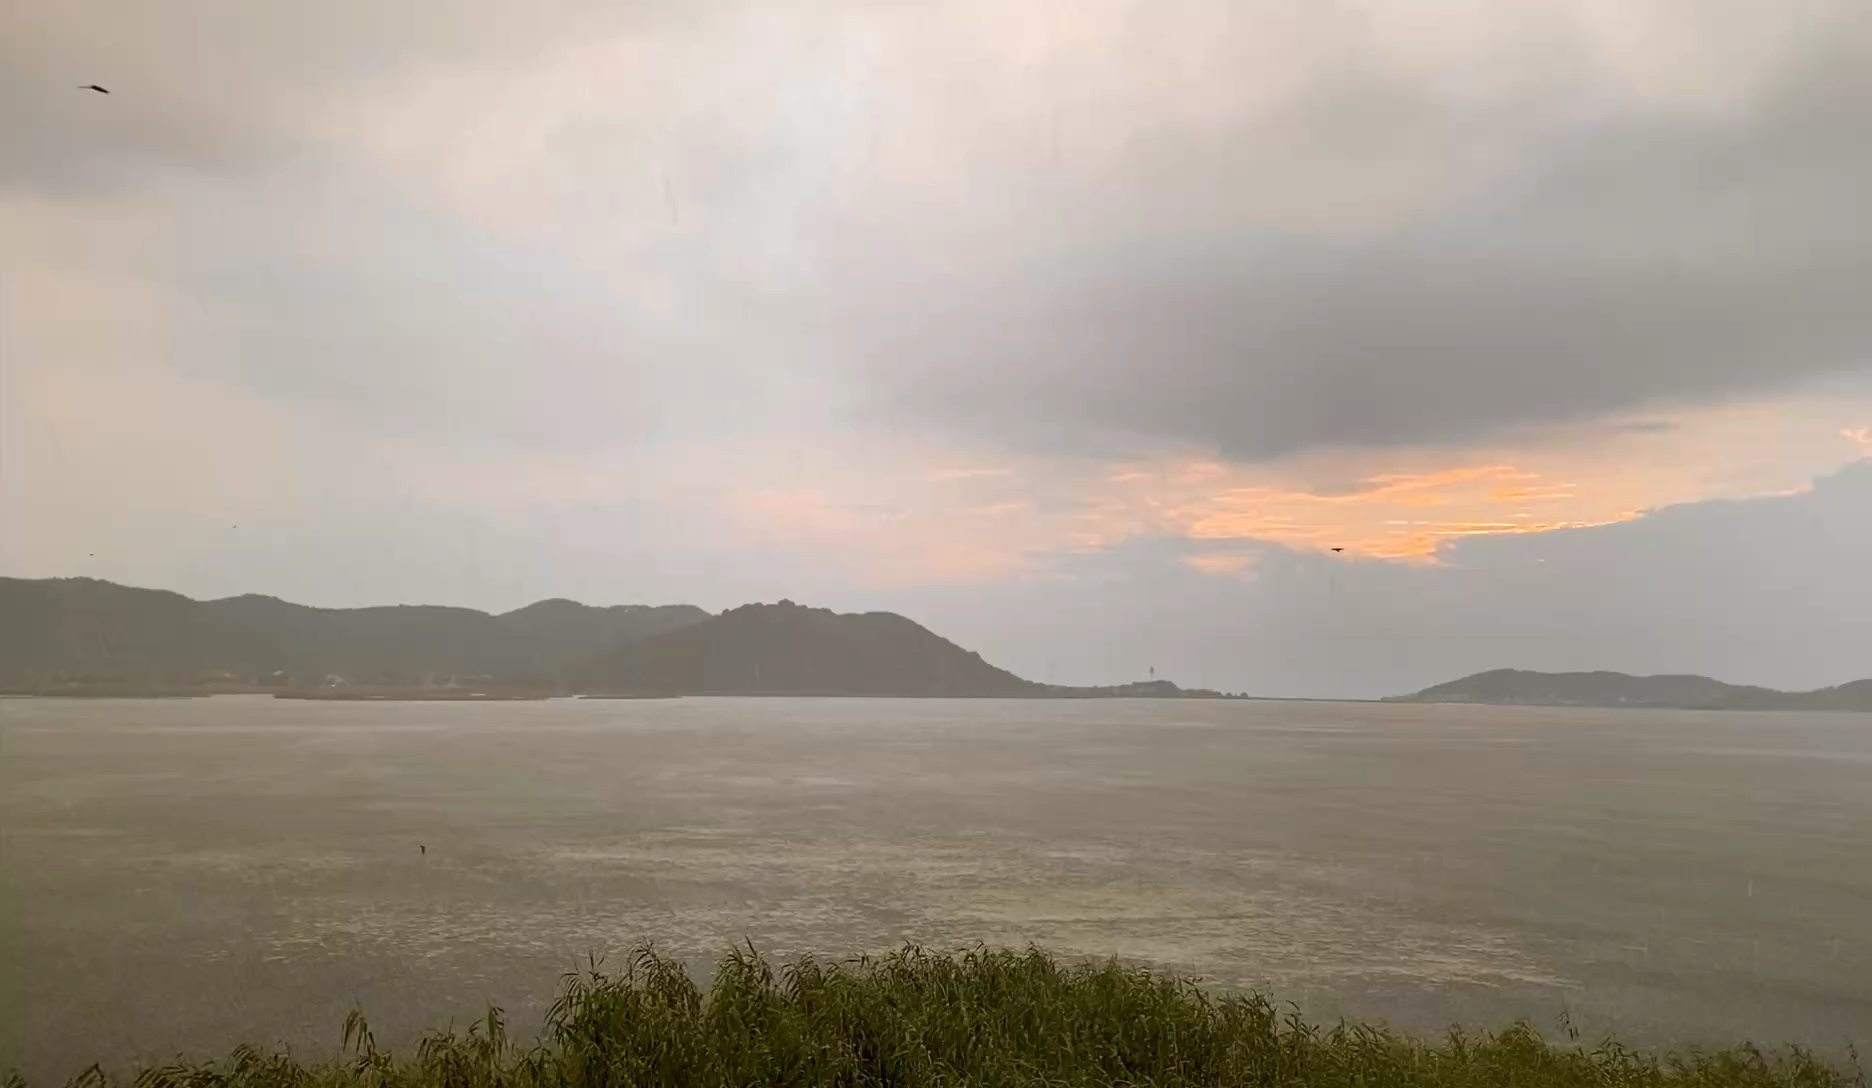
top-left (14, 944), bottom-right (1862, 1088)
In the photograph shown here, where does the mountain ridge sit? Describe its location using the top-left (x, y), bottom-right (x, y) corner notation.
top-left (1, 578), bottom-right (1231, 699)
top-left (0, 577), bottom-right (709, 688)
top-left (1387, 668), bottom-right (1872, 711)
top-left (569, 602), bottom-right (1244, 699)
top-left (24, 579), bottom-right (1859, 707)
top-left (569, 599), bottom-right (1042, 697)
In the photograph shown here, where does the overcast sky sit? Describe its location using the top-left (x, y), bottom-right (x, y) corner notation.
top-left (4, 0), bottom-right (1869, 696)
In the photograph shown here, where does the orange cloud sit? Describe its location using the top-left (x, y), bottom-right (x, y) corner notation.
top-left (700, 394), bottom-right (1872, 586)
top-left (1174, 464), bottom-right (1645, 561)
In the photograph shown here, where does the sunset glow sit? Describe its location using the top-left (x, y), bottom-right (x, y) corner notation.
top-left (1174, 465), bottom-right (1645, 561)
top-left (690, 396), bottom-right (1872, 583)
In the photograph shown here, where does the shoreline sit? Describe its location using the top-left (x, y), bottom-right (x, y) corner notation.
top-left (13, 690), bottom-right (1862, 710)
top-left (6, 944), bottom-right (1858, 1088)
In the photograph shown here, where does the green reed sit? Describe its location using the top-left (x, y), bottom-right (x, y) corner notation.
top-left (14, 944), bottom-right (1863, 1088)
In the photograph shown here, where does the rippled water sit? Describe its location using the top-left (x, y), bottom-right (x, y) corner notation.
top-left (2, 696), bottom-right (1867, 1076)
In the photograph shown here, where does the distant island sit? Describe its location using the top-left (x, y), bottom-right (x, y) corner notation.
top-left (1387, 669), bottom-right (1872, 712)
top-left (0, 578), bottom-right (1237, 700)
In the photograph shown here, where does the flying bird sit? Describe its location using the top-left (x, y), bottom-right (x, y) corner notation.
top-left (80, 84), bottom-right (109, 94)
top-left (1330, 547), bottom-right (1345, 553)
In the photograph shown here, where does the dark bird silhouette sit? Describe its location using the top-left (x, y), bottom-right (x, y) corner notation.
top-left (80, 84), bottom-right (110, 94)
top-left (1330, 547), bottom-right (1345, 553)
top-left (419, 844), bottom-right (426, 855)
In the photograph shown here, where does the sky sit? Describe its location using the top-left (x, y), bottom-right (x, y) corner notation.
top-left (3, 0), bottom-right (1869, 697)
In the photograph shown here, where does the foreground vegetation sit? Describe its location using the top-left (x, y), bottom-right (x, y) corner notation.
top-left (16, 946), bottom-right (1862, 1088)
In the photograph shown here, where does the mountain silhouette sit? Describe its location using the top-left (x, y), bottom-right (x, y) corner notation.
top-left (570, 599), bottom-right (1043, 697)
top-left (0, 577), bottom-right (706, 688)
top-left (4, 578), bottom-right (1225, 698)
top-left (1388, 669), bottom-right (1872, 711)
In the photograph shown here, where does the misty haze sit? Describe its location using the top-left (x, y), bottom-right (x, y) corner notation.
top-left (3, 0), bottom-right (1870, 1085)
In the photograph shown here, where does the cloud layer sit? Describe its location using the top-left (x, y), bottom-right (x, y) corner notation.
top-left (4, 0), bottom-right (1870, 689)
top-left (787, 4), bottom-right (1872, 459)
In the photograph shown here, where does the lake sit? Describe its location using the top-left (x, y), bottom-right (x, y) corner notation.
top-left (2, 696), bottom-right (1867, 1078)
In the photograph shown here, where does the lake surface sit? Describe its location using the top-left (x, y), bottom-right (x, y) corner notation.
top-left (2, 696), bottom-right (1868, 1077)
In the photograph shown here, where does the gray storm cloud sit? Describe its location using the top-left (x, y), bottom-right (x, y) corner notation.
top-left (8, 0), bottom-right (1869, 462)
top-left (803, 26), bottom-right (1872, 460)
